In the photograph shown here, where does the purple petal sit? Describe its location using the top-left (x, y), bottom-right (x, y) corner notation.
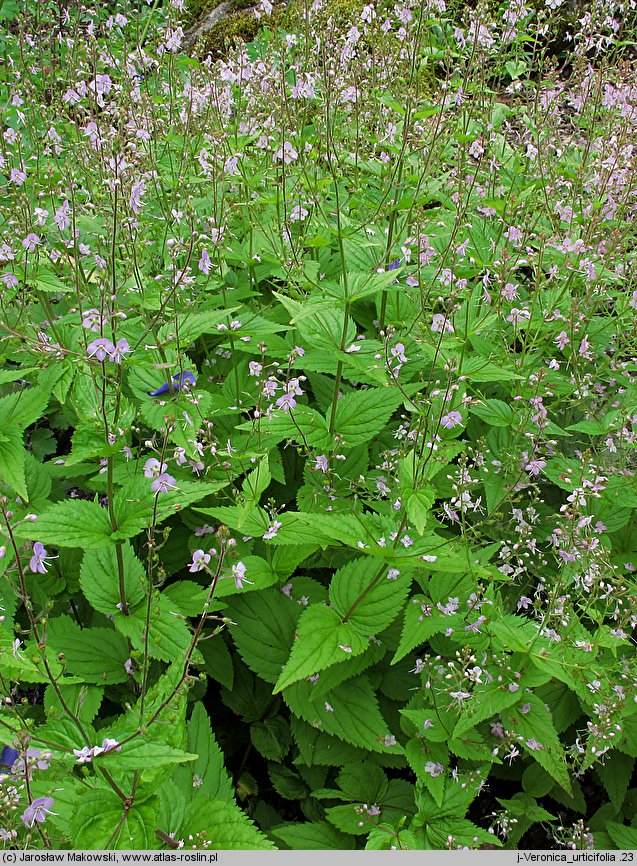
top-left (148, 371), bottom-right (196, 397)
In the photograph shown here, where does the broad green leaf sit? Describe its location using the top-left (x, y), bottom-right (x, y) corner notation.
top-left (329, 558), bottom-right (412, 637)
top-left (173, 703), bottom-right (234, 802)
top-left (333, 388), bottom-right (403, 447)
top-left (0, 425), bottom-right (27, 499)
top-left (274, 604), bottom-right (369, 693)
top-left (46, 615), bottom-right (130, 684)
top-left (72, 786), bottom-right (158, 849)
top-left (283, 675), bottom-right (404, 754)
top-left (114, 592), bottom-right (192, 662)
top-left (392, 595), bottom-right (458, 664)
top-left (596, 753), bottom-right (634, 811)
top-left (226, 588), bottom-right (301, 683)
top-left (97, 740), bottom-right (197, 771)
top-left (0, 385), bottom-right (49, 429)
top-left (470, 398), bottom-right (514, 427)
top-left (180, 797), bottom-right (276, 850)
top-left (503, 694), bottom-right (572, 794)
top-left (15, 499), bottom-right (113, 548)
top-left (272, 821), bottom-right (355, 850)
top-left (453, 681), bottom-right (524, 738)
top-left (80, 543), bottom-right (146, 615)
top-left (605, 822), bottom-right (637, 850)
top-left (44, 684), bottom-right (104, 724)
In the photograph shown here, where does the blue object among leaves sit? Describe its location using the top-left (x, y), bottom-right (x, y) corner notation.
top-left (1, 745), bottom-right (19, 768)
top-left (147, 371), bottom-right (197, 397)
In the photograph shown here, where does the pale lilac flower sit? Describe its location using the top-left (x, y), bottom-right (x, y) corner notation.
top-left (152, 473), bottom-right (176, 494)
top-left (109, 338), bottom-right (130, 364)
top-left (526, 738), bottom-right (543, 751)
top-left (524, 459), bottom-right (546, 476)
top-left (263, 521), bottom-right (282, 540)
top-left (199, 249), bottom-right (211, 275)
top-left (22, 233), bottom-right (41, 252)
top-left (249, 361), bottom-right (263, 377)
top-left (440, 411), bottom-right (462, 429)
top-left (82, 309), bottom-right (103, 332)
top-left (506, 308), bottom-right (531, 326)
top-left (87, 338), bottom-right (114, 362)
top-left (29, 542), bottom-right (49, 574)
top-left (232, 561), bottom-right (249, 589)
top-left (11, 167), bottom-right (28, 186)
top-left (275, 393), bottom-right (297, 411)
top-left (273, 141), bottom-right (298, 164)
top-left (189, 549), bottom-right (211, 572)
top-left (314, 455), bottom-right (329, 472)
top-left (555, 330), bottom-right (570, 350)
top-left (73, 747), bottom-right (94, 763)
top-left (431, 314), bottom-right (454, 334)
top-left (144, 458), bottom-right (167, 479)
top-left (21, 797), bottom-right (55, 828)
top-left (129, 179), bottom-right (146, 214)
top-left (424, 761), bottom-right (444, 777)
top-left (387, 568), bottom-right (400, 580)
top-left (504, 225), bottom-right (524, 246)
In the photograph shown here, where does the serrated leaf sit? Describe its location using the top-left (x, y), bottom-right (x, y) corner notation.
top-left (596, 753), bottom-right (634, 811)
top-left (329, 558), bottom-right (412, 637)
top-left (605, 822), bottom-right (637, 850)
top-left (226, 588), bottom-right (300, 684)
top-left (470, 398), bottom-right (514, 427)
top-left (114, 592), bottom-right (192, 662)
top-left (503, 694), bottom-right (572, 794)
top-left (175, 703), bottom-right (234, 802)
top-left (72, 786), bottom-right (158, 849)
top-left (0, 425), bottom-right (27, 499)
top-left (334, 388), bottom-right (403, 447)
top-left (272, 821), bottom-right (355, 850)
top-left (80, 543), bottom-right (146, 615)
top-left (0, 385), bottom-right (49, 429)
top-left (15, 499), bottom-right (113, 548)
top-left (274, 604), bottom-right (369, 693)
top-left (283, 675), bottom-right (404, 754)
top-left (179, 797), bottom-right (276, 850)
top-left (97, 740), bottom-right (197, 771)
top-left (392, 595), bottom-right (457, 664)
top-left (453, 682), bottom-right (524, 738)
top-left (46, 615), bottom-right (129, 684)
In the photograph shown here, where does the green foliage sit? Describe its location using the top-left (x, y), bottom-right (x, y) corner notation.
top-left (1, 0), bottom-right (636, 852)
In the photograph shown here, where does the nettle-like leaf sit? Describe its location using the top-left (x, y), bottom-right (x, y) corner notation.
top-left (80, 543), bottom-right (146, 615)
top-left (333, 387), bottom-right (404, 447)
top-left (0, 425), bottom-right (27, 499)
top-left (72, 786), bottom-right (158, 849)
top-left (15, 499), bottom-right (113, 548)
top-left (179, 797), bottom-right (276, 850)
top-left (502, 694), bottom-right (572, 794)
top-left (283, 674), bottom-right (404, 755)
top-left (329, 557), bottom-right (412, 637)
top-left (274, 604), bottom-right (369, 693)
top-left (226, 587), bottom-right (301, 684)
top-left (173, 703), bottom-right (235, 802)
top-left (46, 615), bottom-right (130, 684)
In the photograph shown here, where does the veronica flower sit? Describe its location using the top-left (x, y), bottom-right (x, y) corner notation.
top-left (152, 472), bottom-right (176, 494)
top-left (189, 549), bottom-right (211, 572)
top-left (21, 797), bottom-right (56, 828)
top-left (148, 371), bottom-right (196, 397)
top-left (87, 338), bottom-right (114, 361)
top-left (29, 542), bottom-right (51, 574)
